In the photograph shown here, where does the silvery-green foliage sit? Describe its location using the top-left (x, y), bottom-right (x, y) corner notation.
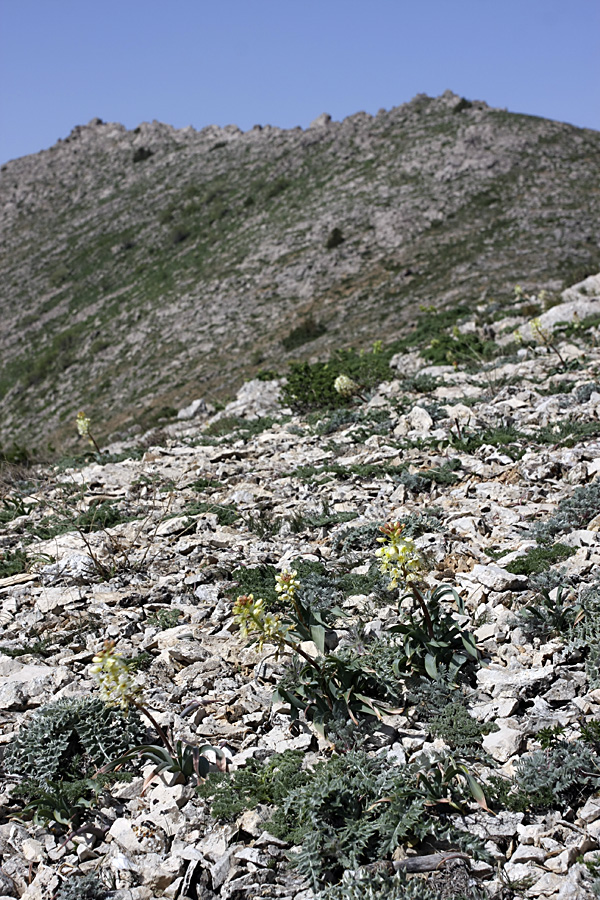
top-left (533, 480), bottom-right (600, 542)
top-left (567, 583), bottom-right (600, 688)
top-left (55, 873), bottom-right (107, 900)
top-left (495, 741), bottom-right (600, 812)
top-left (574, 382), bottom-right (600, 404)
top-left (317, 869), bottom-right (441, 900)
top-left (4, 697), bottom-right (146, 783)
top-left (271, 750), bottom-right (486, 890)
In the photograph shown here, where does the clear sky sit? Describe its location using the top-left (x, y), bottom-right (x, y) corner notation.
top-left (1, 0), bottom-right (599, 165)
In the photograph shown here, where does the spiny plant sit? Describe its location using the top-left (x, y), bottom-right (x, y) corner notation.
top-left (317, 868), bottom-right (485, 900)
top-left (533, 480), bottom-right (600, 542)
top-left (3, 697), bottom-right (146, 785)
top-left (146, 607), bottom-right (182, 630)
top-left (266, 750), bottom-right (488, 890)
top-left (489, 739), bottom-right (600, 814)
top-left (4, 696), bottom-right (145, 829)
top-left (197, 750), bottom-right (308, 822)
top-left (566, 582), bottom-right (600, 687)
top-left (55, 873), bottom-right (108, 900)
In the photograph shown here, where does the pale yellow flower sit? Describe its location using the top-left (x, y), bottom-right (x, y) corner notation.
top-left (90, 640), bottom-right (137, 709)
top-left (333, 374), bottom-right (359, 397)
top-left (76, 411), bottom-right (91, 438)
top-left (275, 569), bottom-right (300, 604)
top-left (376, 522), bottom-right (423, 589)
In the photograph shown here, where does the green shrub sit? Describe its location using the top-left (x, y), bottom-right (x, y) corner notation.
top-left (282, 316), bottom-right (327, 351)
top-left (506, 543), bottom-right (576, 576)
top-left (422, 332), bottom-right (499, 367)
top-left (197, 750), bottom-right (308, 822)
top-left (229, 563), bottom-right (280, 605)
top-left (282, 346), bottom-right (394, 412)
top-left (429, 700), bottom-right (496, 752)
top-left (147, 608), bottom-right (182, 630)
top-left (448, 425), bottom-right (526, 460)
top-left (132, 146), bottom-right (153, 163)
top-left (0, 547), bottom-right (29, 578)
top-left (326, 227), bottom-right (345, 250)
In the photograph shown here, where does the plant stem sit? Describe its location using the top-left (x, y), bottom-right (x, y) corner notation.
top-left (411, 584), bottom-right (435, 638)
top-left (131, 699), bottom-right (174, 755)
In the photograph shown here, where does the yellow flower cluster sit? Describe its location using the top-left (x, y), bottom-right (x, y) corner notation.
top-left (232, 594), bottom-right (290, 651)
top-left (90, 640), bottom-right (136, 709)
top-left (76, 411), bottom-right (91, 438)
top-left (333, 374), bottom-right (359, 397)
top-left (275, 569), bottom-right (300, 604)
top-left (375, 522), bottom-right (423, 589)
top-left (531, 317), bottom-right (551, 344)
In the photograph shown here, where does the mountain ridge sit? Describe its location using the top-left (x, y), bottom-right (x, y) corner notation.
top-left (1, 90), bottom-right (599, 452)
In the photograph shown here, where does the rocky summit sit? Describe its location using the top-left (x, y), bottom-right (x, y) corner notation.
top-left (3, 273), bottom-right (600, 898)
top-left (1, 91), bottom-right (600, 452)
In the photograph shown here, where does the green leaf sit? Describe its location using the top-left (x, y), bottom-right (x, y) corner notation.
top-left (424, 653), bottom-right (438, 679)
top-left (310, 624), bottom-right (326, 654)
top-left (461, 633), bottom-right (479, 658)
top-left (465, 771), bottom-right (492, 812)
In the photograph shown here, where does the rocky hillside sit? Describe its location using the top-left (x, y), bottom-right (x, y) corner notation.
top-left (2, 274), bottom-right (600, 898)
top-left (1, 91), bottom-right (600, 452)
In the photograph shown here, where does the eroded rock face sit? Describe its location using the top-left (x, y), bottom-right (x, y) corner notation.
top-left (5, 282), bottom-right (600, 897)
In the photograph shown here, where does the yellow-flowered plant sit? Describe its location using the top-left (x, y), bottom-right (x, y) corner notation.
top-left (90, 641), bottom-right (139, 709)
top-left (376, 521), bottom-right (423, 589)
top-left (376, 523), bottom-right (479, 677)
top-left (233, 569), bottom-right (397, 731)
top-left (76, 411), bottom-right (102, 454)
top-left (333, 374), bottom-right (360, 397)
top-left (90, 640), bottom-right (173, 754)
top-left (531, 318), bottom-right (566, 369)
top-left (232, 594), bottom-right (291, 652)
top-left (376, 522), bottom-right (434, 638)
top-left (91, 641), bottom-right (225, 780)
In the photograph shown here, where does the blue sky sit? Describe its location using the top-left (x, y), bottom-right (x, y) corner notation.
top-left (1, 0), bottom-right (599, 165)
